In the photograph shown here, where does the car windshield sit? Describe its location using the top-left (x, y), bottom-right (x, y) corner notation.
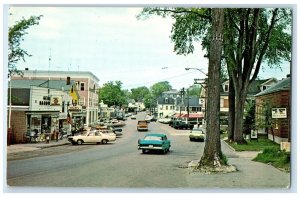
top-left (144, 136), bottom-right (162, 141)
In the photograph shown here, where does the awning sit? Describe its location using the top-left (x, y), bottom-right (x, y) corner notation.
top-left (72, 112), bottom-right (86, 117)
top-left (25, 111), bottom-right (60, 117)
top-left (180, 113), bottom-right (203, 118)
top-left (173, 113), bottom-right (182, 118)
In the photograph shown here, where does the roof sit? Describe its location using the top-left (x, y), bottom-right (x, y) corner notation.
top-left (145, 133), bottom-right (167, 137)
top-left (220, 78), bottom-right (277, 96)
top-left (255, 77), bottom-right (290, 97)
top-left (20, 70), bottom-right (100, 82)
top-left (162, 89), bottom-right (179, 95)
top-left (158, 95), bottom-right (200, 106)
top-left (11, 79), bottom-right (76, 91)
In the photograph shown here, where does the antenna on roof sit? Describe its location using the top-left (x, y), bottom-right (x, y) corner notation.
top-left (48, 48), bottom-right (51, 80)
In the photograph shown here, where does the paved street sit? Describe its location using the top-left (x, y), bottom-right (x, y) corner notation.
top-left (5, 112), bottom-right (290, 191)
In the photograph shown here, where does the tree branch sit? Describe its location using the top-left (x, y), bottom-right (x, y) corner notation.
top-left (151, 8), bottom-right (212, 20)
top-left (250, 8), bottom-right (278, 83)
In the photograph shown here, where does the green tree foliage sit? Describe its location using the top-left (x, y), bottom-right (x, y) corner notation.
top-left (130, 86), bottom-right (150, 102)
top-left (8, 15), bottom-right (43, 76)
top-left (188, 85), bottom-right (201, 96)
top-left (243, 100), bottom-right (256, 135)
top-left (98, 81), bottom-right (128, 107)
top-left (139, 7), bottom-right (291, 144)
top-left (150, 81), bottom-right (172, 98)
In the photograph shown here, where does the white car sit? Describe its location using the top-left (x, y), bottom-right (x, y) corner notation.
top-left (68, 130), bottom-right (116, 145)
top-left (158, 118), bottom-right (172, 124)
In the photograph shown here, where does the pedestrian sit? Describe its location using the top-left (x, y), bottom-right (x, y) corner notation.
top-left (45, 133), bottom-right (50, 144)
top-left (55, 130), bottom-right (59, 142)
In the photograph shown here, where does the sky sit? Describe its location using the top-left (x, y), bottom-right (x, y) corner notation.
top-left (5, 4), bottom-right (292, 91)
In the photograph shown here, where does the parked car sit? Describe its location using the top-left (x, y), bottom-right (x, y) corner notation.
top-left (189, 127), bottom-right (205, 142)
top-left (173, 120), bottom-right (194, 130)
top-left (137, 120), bottom-right (148, 131)
top-left (145, 115), bottom-right (153, 123)
top-left (131, 115), bottom-right (136, 119)
top-left (95, 125), bottom-right (123, 137)
top-left (138, 133), bottom-right (171, 154)
top-left (68, 130), bottom-right (116, 145)
top-left (158, 118), bottom-right (172, 124)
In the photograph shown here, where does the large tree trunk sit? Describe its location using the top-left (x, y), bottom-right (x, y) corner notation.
top-left (199, 8), bottom-right (224, 168)
top-left (227, 78), bottom-right (235, 141)
top-left (233, 87), bottom-right (247, 144)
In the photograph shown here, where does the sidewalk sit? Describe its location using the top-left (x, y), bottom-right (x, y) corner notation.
top-left (6, 138), bottom-right (70, 154)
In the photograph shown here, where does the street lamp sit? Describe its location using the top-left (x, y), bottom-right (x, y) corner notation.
top-left (185, 67), bottom-right (208, 127)
top-left (185, 67), bottom-right (208, 76)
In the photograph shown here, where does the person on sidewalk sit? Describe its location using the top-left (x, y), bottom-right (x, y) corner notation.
top-left (55, 130), bottom-right (59, 142)
top-left (45, 133), bottom-right (50, 144)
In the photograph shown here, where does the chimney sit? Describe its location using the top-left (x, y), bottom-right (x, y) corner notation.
top-left (67, 76), bottom-right (71, 85)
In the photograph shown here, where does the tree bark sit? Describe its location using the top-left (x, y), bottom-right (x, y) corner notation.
top-left (227, 77), bottom-right (235, 141)
top-left (199, 8), bottom-right (224, 168)
top-left (233, 87), bottom-right (247, 144)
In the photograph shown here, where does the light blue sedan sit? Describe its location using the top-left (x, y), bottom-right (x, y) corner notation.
top-left (138, 133), bottom-right (171, 154)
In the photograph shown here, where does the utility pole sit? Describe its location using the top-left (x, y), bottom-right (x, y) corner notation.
top-left (179, 88), bottom-right (185, 116)
top-left (194, 78), bottom-right (207, 125)
top-left (187, 88), bottom-right (190, 123)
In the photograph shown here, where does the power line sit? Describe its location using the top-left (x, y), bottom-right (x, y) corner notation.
top-left (122, 70), bottom-right (198, 89)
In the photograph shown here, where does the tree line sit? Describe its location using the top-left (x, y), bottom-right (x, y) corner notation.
top-left (97, 80), bottom-right (202, 108)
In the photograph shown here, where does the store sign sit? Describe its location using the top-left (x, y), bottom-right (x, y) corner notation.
top-left (58, 113), bottom-right (68, 119)
top-left (69, 105), bottom-right (82, 112)
top-left (272, 108), bottom-right (287, 119)
top-left (51, 96), bottom-right (62, 106)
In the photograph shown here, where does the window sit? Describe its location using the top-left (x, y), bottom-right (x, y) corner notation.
top-left (79, 98), bottom-right (85, 106)
top-left (166, 106), bottom-right (169, 110)
top-left (80, 82), bottom-right (85, 91)
top-left (220, 98), bottom-right (224, 107)
top-left (165, 98), bottom-right (169, 103)
top-left (224, 84), bottom-right (229, 92)
top-left (262, 85), bottom-right (271, 91)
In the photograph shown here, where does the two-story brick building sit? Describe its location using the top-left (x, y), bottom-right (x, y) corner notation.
top-left (255, 77), bottom-right (291, 143)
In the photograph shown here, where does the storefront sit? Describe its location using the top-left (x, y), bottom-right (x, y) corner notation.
top-left (26, 111), bottom-right (60, 140)
top-left (68, 105), bottom-right (85, 133)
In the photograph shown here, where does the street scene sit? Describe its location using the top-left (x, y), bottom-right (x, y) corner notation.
top-left (4, 4), bottom-right (294, 193)
top-left (7, 112), bottom-right (290, 189)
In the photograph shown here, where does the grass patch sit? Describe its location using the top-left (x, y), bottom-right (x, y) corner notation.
top-left (225, 137), bottom-right (290, 172)
top-left (225, 137), bottom-right (279, 151)
top-left (253, 147), bottom-right (290, 172)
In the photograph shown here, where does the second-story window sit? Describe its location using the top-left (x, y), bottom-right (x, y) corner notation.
top-left (80, 82), bottom-right (85, 91)
top-left (224, 84), bottom-right (229, 92)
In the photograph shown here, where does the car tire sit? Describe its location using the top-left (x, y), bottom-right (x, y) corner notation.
top-left (77, 140), bottom-right (83, 145)
top-left (101, 139), bottom-right (108, 144)
top-left (142, 149), bottom-right (146, 154)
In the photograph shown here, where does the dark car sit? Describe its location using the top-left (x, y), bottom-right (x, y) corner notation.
top-left (173, 121), bottom-right (194, 130)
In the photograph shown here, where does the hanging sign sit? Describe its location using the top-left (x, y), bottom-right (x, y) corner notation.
top-left (51, 96), bottom-right (62, 106)
top-left (272, 108), bottom-right (287, 118)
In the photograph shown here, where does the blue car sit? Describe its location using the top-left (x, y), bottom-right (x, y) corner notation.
top-left (138, 133), bottom-right (171, 154)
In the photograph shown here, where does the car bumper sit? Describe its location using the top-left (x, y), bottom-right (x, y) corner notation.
top-left (189, 136), bottom-right (205, 140)
top-left (137, 128), bottom-right (148, 131)
top-left (138, 146), bottom-right (164, 150)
